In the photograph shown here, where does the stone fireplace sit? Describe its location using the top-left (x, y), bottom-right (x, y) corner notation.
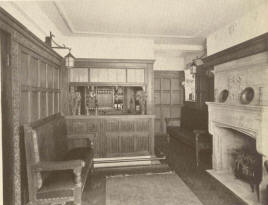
top-left (206, 51), bottom-right (268, 205)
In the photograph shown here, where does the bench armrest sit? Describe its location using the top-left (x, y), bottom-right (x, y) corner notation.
top-left (67, 134), bottom-right (95, 147)
top-left (32, 160), bottom-right (85, 172)
top-left (32, 160), bottom-right (85, 186)
top-left (165, 117), bottom-right (181, 130)
top-left (193, 129), bottom-right (207, 135)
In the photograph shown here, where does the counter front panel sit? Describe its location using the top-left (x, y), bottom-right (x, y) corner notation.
top-left (65, 115), bottom-right (155, 158)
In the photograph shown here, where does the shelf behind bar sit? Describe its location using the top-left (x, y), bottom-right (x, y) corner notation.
top-left (69, 82), bottom-right (145, 87)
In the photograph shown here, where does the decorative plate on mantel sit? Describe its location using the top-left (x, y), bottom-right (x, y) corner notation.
top-left (218, 89), bottom-right (229, 103)
top-left (240, 87), bottom-right (254, 105)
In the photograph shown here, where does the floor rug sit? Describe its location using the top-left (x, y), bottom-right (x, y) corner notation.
top-left (106, 172), bottom-right (203, 205)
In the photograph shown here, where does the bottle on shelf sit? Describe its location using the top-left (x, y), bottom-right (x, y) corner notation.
top-left (135, 98), bottom-right (140, 113)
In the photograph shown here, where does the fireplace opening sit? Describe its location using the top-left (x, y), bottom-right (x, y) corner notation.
top-left (208, 126), bottom-right (264, 204)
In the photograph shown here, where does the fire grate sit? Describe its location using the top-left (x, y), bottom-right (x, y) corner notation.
top-left (232, 148), bottom-right (262, 201)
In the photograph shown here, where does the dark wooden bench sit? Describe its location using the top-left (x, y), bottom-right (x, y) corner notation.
top-left (23, 113), bottom-right (94, 205)
top-left (166, 106), bottom-right (212, 167)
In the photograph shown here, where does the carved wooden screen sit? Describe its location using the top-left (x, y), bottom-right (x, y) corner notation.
top-left (154, 71), bottom-right (184, 134)
top-left (20, 47), bottom-right (61, 124)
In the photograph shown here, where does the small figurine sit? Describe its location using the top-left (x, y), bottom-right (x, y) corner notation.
top-left (75, 92), bottom-right (81, 115)
top-left (69, 86), bottom-right (81, 115)
top-left (135, 90), bottom-right (147, 114)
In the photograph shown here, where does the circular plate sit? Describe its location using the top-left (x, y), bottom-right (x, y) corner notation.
top-left (218, 89), bottom-right (229, 103)
top-left (240, 87), bottom-right (254, 104)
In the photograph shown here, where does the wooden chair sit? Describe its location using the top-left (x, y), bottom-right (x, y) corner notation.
top-left (23, 114), bottom-right (94, 205)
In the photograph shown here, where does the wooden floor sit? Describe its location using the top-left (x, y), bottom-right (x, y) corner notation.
top-left (81, 135), bottom-right (246, 205)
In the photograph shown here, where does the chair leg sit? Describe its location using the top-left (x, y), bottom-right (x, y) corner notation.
top-left (195, 134), bottom-right (199, 167)
top-left (256, 184), bottom-right (260, 202)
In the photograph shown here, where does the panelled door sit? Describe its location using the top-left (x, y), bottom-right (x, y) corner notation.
top-left (154, 71), bottom-right (184, 135)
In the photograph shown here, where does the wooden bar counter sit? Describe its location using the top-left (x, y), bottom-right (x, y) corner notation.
top-left (65, 115), bottom-right (155, 158)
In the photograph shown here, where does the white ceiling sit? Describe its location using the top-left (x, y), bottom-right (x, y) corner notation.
top-left (36, 0), bottom-right (265, 41)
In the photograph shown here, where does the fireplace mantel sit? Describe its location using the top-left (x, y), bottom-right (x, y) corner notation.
top-left (206, 102), bottom-right (268, 157)
top-left (205, 36), bottom-right (268, 204)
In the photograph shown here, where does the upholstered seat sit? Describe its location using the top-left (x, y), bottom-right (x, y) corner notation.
top-left (37, 170), bottom-right (75, 200)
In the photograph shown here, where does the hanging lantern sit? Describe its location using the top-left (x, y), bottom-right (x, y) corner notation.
top-left (190, 61), bottom-right (197, 75)
top-left (65, 51), bottom-right (75, 68)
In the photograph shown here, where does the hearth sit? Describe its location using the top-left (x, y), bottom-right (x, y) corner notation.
top-left (232, 147), bottom-right (262, 201)
top-left (206, 51), bottom-right (268, 204)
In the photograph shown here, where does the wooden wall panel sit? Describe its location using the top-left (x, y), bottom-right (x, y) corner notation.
top-left (135, 135), bottom-right (149, 152)
top-left (40, 61), bottom-right (46, 87)
top-left (127, 69), bottom-right (144, 83)
top-left (120, 120), bottom-right (135, 131)
top-left (31, 92), bottom-right (38, 121)
top-left (136, 119), bottom-right (149, 131)
top-left (40, 92), bottom-right (47, 118)
top-left (161, 92), bottom-right (171, 104)
top-left (20, 92), bottom-right (29, 124)
top-left (155, 120), bottom-right (161, 133)
top-left (161, 106), bottom-right (170, 118)
top-left (65, 116), bottom-right (154, 158)
top-left (21, 52), bottom-right (28, 83)
top-left (106, 135), bottom-right (120, 156)
top-left (171, 78), bottom-right (180, 90)
top-left (120, 136), bottom-right (135, 154)
top-left (48, 93), bottom-right (53, 116)
top-left (154, 91), bottom-right (161, 105)
top-left (154, 71), bottom-right (184, 134)
top-left (170, 106), bottom-right (181, 118)
top-left (70, 68), bottom-right (89, 82)
top-left (54, 93), bottom-right (59, 113)
top-left (171, 92), bottom-right (182, 104)
top-left (54, 68), bottom-right (59, 89)
top-left (0, 8), bottom-right (64, 205)
top-left (154, 78), bottom-right (161, 90)
top-left (161, 79), bottom-right (170, 90)
top-left (155, 106), bottom-right (161, 119)
top-left (29, 56), bottom-right (38, 87)
top-left (19, 47), bottom-right (61, 124)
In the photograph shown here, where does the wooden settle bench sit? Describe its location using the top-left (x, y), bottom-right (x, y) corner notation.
top-left (23, 113), bottom-right (94, 205)
top-left (166, 106), bottom-right (212, 167)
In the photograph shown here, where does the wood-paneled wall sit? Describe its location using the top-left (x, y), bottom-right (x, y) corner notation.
top-left (20, 47), bottom-right (61, 124)
top-left (154, 71), bottom-right (184, 134)
top-left (0, 8), bottom-right (64, 205)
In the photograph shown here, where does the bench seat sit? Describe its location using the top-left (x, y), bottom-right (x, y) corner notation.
top-left (167, 126), bottom-right (195, 146)
top-left (167, 125), bottom-right (212, 167)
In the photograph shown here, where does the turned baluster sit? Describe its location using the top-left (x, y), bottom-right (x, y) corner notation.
top-left (73, 167), bottom-right (82, 186)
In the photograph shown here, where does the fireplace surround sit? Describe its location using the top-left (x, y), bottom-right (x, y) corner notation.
top-left (206, 50), bottom-right (268, 204)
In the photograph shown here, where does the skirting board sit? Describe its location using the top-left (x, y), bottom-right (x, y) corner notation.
top-left (94, 156), bottom-right (160, 168)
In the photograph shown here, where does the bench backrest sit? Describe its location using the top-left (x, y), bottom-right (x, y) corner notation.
top-left (23, 113), bottom-right (68, 201)
top-left (180, 106), bottom-right (208, 131)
